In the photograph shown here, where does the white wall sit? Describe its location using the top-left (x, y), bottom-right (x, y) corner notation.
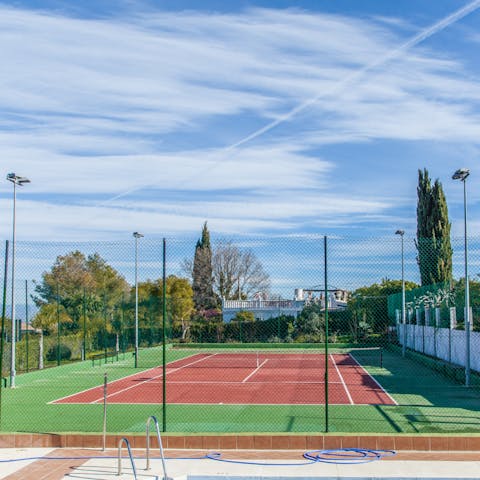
top-left (398, 324), bottom-right (480, 372)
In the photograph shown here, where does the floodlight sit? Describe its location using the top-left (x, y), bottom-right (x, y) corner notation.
top-left (452, 168), bottom-right (470, 181)
top-left (7, 173), bottom-right (30, 186)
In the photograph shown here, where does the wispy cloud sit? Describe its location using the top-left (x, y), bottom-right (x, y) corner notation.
top-left (1, 4), bottom-right (480, 239)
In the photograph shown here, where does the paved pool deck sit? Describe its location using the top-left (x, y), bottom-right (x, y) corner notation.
top-left (1, 448), bottom-right (480, 480)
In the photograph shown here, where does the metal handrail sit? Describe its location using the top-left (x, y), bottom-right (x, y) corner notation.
top-left (146, 415), bottom-right (168, 479)
top-left (117, 437), bottom-right (138, 479)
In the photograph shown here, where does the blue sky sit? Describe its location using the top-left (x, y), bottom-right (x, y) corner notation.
top-left (1, 0), bottom-right (480, 243)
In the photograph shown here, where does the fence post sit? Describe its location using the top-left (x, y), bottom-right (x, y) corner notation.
top-left (102, 372), bottom-right (108, 451)
top-left (25, 279), bottom-right (29, 372)
top-left (162, 237), bottom-right (167, 432)
top-left (0, 240), bottom-right (10, 428)
top-left (324, 235), bottom-right (329, 433)
top-left (83, 287), bottom-right (87, 361)
top-left (56, 282), bottom-right (61, 366)
top-left (103, 293), bottom-right (108, 363)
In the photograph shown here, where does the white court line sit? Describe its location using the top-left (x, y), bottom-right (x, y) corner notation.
top-left (51, 353), bottom-right (214, 404)
top-left (145, 380), bottom-right (336, 385)
top-left (48, 359), bottom-right (178, 405)
top-left (91, 353), bottom-right (220, 403)
top-left (330, 354), bottom-right (354, 405)
top-left (242, 359), bottom-right (268, 383)
top-left (349, 353), bottom-right (398, 405)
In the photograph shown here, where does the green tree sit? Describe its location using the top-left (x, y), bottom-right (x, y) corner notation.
top-left (416, 168), bottom-right (453, 286)
top-left (232, 310), bottom-right (255, 322)
top-left (135, 279), bottom-right (162, 338)
top-left (192, 222), bottom-right (217, 311)
top-left (167, 275), bottom-right (194, 340)
top-left (133, 275), bottom-right (194, 341)
top-left (349, 279), bottom-right (418, 337)
top-left (295, 304), bottom-right (325, 340)
top-left (33, 251), bottom-right (130, 339)
top-left (31, 303), bottom-right (71, 334)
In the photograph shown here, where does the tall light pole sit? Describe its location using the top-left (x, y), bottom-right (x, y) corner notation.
top-left (6, 173), bottom-right (30, 388)
top-left (452, 168), bottom-right (471, 387)
top-left (395, 230), bottom-right (406, 357)
top-left (133, 232), bottom-right (144, 368)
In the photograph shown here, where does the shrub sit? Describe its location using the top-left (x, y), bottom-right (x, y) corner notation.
top-left (46, 344), bottom-right (72, 361)
top-left (267, 336), bottom-right (282, 343)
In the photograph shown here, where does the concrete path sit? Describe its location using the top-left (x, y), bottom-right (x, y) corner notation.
top-left (1, 448), bottom-right (480, 479)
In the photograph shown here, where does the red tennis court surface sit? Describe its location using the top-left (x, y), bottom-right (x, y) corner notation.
top-left (53, 352), bottom-right (396, 406)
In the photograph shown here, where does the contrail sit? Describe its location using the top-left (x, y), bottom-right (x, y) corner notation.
top-left (96, 0), bottom-right (480, 208)
top-left (227, 0), bottom-right (480, 151)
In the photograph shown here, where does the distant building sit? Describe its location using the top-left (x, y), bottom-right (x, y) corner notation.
top-left (222, 287), bottom-right (348, 322)
top-left (18, 321), bottom-right (40, 340)
top-left (19, 321), bottom-right (40, 335)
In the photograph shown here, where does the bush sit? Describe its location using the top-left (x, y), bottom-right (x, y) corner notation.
top-left (294, 333), bottom-right (324, 343)
top-left (46, 344), bottom-right (72, 361)
top-left (267, 336), bottom-right (282, 343)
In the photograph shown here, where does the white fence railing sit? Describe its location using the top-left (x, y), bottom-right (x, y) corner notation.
top-left (398, 324), bottom-right (480, 372)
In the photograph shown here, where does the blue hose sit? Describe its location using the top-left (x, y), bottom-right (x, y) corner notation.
top-left (205, 451), bottom-right (315, 466)
top-left (304, 448), bottom-right (396, 464)
top-left (206, 448), bottom-right (396, 466)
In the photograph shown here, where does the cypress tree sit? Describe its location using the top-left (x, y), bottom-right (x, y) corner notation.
top-left (192, 222), bottom-right (217, 311)
top-left (416, 168), bottom-right (453, 285)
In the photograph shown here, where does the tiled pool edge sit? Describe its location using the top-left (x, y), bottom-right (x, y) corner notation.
top-left (0, 434), bottom-right (479, 451)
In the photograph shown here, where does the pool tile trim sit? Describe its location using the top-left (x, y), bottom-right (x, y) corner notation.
top-left (1, 433), bottom-right (480, 451)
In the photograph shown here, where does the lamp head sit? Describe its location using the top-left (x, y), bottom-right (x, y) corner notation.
top-left (133, 232), bottom-right (144, 238)
top-left (395, 230), bottom-right (405, 236)
top-left (7, 173), bottom-right (30, 185)
top-left (452, 168), bottom-right (470, 181)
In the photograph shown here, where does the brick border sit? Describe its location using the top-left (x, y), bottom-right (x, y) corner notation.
top-left (1, 433), bottom-right (480, 451)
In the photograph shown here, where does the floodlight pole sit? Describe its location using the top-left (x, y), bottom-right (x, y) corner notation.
top-left (395, 230), bottom-right (406, 357)
top-left (6, 173), bottom-right (30, 388)
top-left (133, 232), bottom-right (144, 368)
top-left (452, 168), bottom-right (470, 387)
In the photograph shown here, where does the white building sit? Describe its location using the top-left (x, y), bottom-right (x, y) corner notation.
top-left (222, 288), bottom-right (348, 322)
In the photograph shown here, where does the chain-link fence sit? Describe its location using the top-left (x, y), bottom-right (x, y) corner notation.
top-left (1, 234), bottom-right (479, 434)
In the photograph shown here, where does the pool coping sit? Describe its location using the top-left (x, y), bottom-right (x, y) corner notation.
top-left (0, 433), bottom-right (479, 451)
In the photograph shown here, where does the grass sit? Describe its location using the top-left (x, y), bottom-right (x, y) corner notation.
top-left (1, 344), bottom-right (480, 434)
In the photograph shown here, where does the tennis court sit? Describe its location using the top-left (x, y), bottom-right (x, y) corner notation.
top-left (52, 351), bottom-right (395, 406)
top-left (3, 344), bottom-right (480, 434)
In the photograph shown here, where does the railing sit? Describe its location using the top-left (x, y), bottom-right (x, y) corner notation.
top-left (223, 299), bottom-right (301, 309)
top-left (146, 415), bottom-right (169, 479)
top-left (117, 437), bottom-right (138, 479)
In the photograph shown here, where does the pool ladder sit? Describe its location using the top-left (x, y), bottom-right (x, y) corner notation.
top-left (117, 437), bottom-right (138, 478)
top-left (117, 415), bottom-right (169, 479)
